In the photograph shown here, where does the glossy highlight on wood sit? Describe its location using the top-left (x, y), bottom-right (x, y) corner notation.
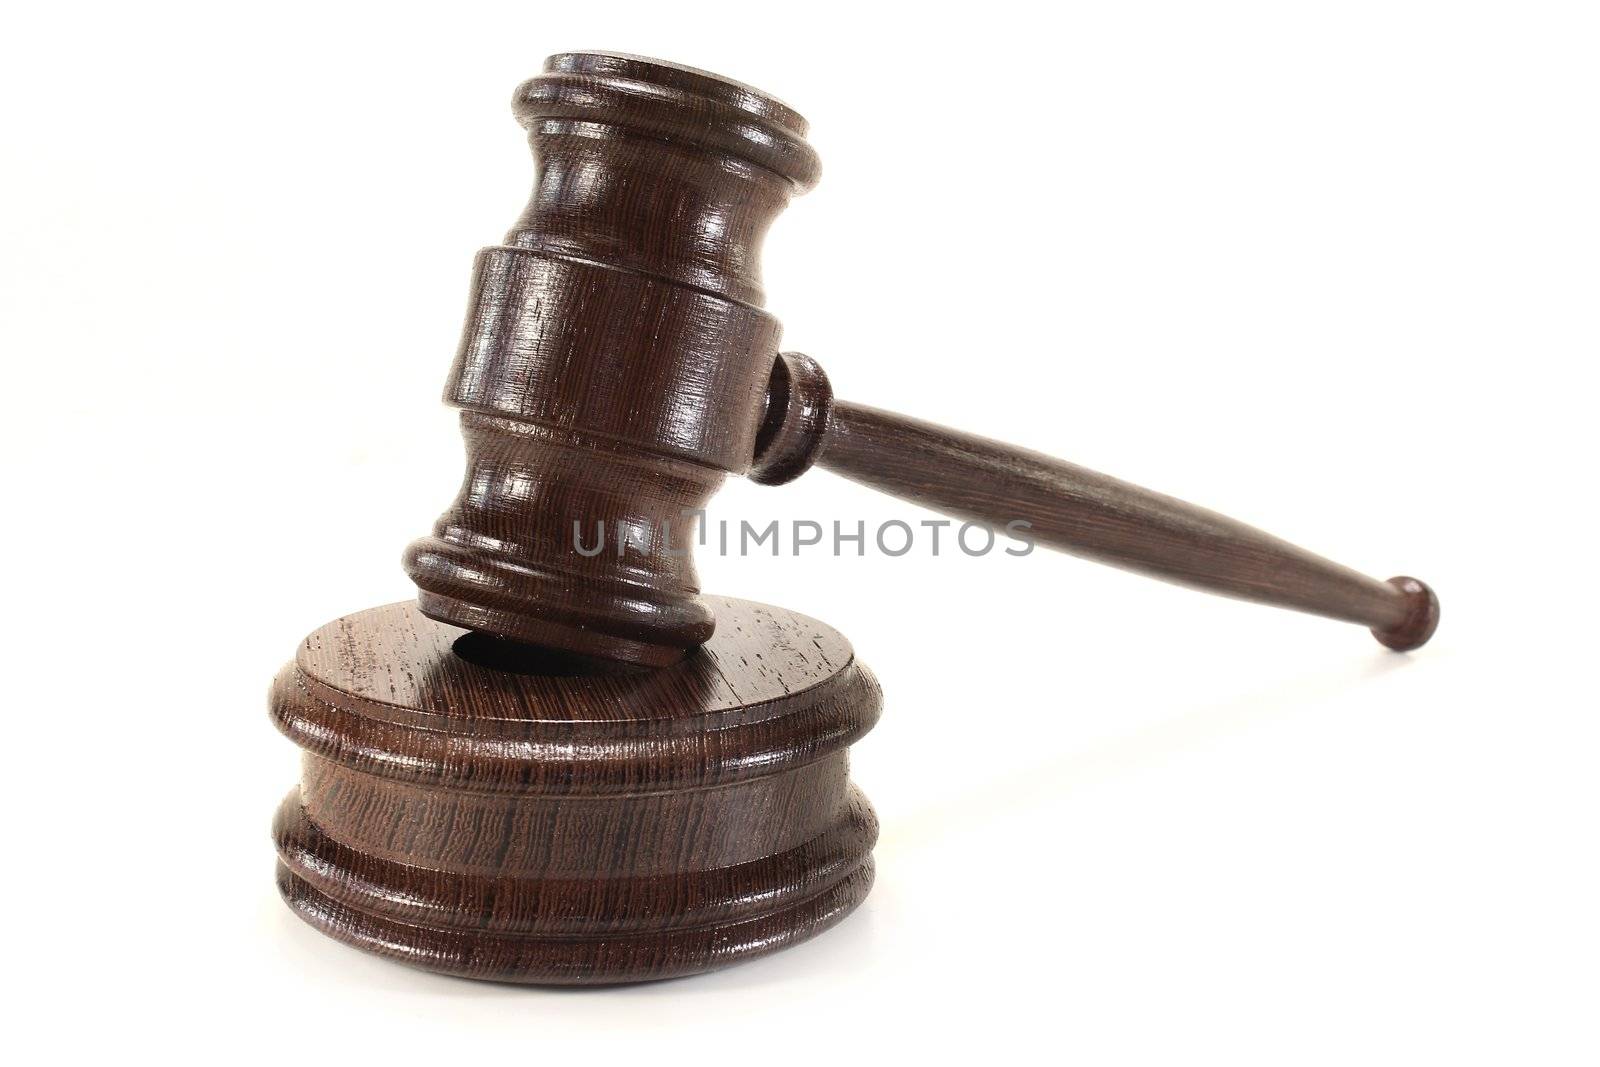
top-left (272, 598), bottom-right (880, 984)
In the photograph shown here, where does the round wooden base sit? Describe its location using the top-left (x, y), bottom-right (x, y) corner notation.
top-left (270, 597), bottom-right (880, 985)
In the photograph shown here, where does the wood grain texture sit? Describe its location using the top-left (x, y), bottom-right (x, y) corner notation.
top-left (405, 53), bottom-right (1437, 664)
top-left (271, 597), bottom-right (880, 985)
top-left (404, 52), bottom-right (818, 665)
top-left (754, 351), bottom-right (1439, 650)
top-left (271, 50), bottom-right (1441, 990)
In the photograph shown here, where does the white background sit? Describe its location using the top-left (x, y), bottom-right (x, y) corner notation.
top-left (4, 1), bottom-right (1597, 1061)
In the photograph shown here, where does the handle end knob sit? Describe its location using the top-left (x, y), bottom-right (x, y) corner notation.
top-left (1371, 576), bottom-right (1440, 651)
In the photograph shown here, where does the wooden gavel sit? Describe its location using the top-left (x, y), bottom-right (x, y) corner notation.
top-left (402, 51), bottom-right (1438, 667)
top-left (274, 50), bottom-right (1442, 987)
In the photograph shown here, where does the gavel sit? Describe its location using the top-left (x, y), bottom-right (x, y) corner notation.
top-left (272, 52), bottom-right (1439, 985)
top-left (402, 50), bottom-right (1438, 667)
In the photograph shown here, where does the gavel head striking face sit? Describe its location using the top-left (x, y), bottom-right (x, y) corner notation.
top-left (403, 52), bottom-right (820, 667)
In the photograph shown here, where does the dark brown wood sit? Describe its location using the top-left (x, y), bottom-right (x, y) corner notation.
top-left (399, 53), bottom-right (1437, 666)
top-left (752, 351), bottom-right (1438, 650)
top-left (403, 52), bottom-right (819, 666)
top-left (272, 50), bottom-right (1442, 987)
top-left (271, 597), bottom-right (879, 985)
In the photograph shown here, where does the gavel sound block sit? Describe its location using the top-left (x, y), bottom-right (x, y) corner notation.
top-left (272, 52), bottom-right (1437, 985)
top-left (272, 598), bottom-right (878, 983)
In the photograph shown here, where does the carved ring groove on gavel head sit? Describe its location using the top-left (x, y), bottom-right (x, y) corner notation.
top-left (402, 52), bottom-right (820, 667)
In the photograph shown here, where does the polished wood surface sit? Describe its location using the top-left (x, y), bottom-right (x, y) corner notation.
top-left (271, 50), bottom-right (1439, 985)
top-left (399, 54), bottom-right (1436, 665)
top-left (753, 352), bottom-right (1439, 651)
top-left (272, 597), bottom-right (879, 984)
top-left (403, 52), bottom-right (818, 666)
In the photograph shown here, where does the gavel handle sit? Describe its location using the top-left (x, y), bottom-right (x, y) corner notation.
top-left (751, 352), bottom-right (1439, 650)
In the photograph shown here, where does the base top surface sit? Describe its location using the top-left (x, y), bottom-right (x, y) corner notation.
top-left (294, 596), bottom-right (857, 727)
top-left (272, 597), bottom-right (880, 793)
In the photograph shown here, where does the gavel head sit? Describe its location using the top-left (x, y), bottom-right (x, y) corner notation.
top-left (403, 52), bottom-right (820, 667)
